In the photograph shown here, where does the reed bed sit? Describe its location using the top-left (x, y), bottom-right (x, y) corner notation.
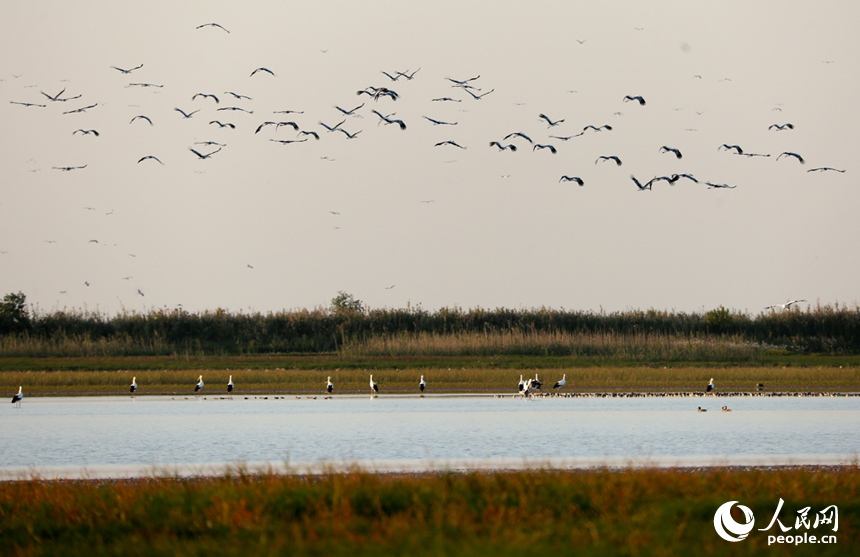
top-left (339, 330), bottom-right (764, 361)
top-left (1, 466), bottom-right (856, 556)
top-left (4, 366), bottom-right (857, 396)
top-left (2, 302), bottom-right (860, 356)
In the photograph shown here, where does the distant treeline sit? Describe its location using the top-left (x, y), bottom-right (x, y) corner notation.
top-left (2, 293), bottom-right (860, 356)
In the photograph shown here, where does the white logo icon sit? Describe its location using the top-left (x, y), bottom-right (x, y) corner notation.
top-left (714, 501), bottom-right (756, 542)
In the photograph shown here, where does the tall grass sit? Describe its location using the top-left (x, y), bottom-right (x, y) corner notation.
top-left (1, 466), bottom-right (856, 556)
top-left (2, 302), bottom-right (859, 357)
top-left (339, 329), bottom-right (763, 361)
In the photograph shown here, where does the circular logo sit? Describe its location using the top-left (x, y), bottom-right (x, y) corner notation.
top-left (714, 501), bottom-right (755, 542)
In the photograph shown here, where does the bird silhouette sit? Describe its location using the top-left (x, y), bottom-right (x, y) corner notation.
top-left (559, 176), bottom-right (584, 185)
top-left (489, 141), bottom-right (517, 151)
top-left (659, 146), bottom-right (682, 159)
top-left (533, 144), bottom-right (557, 154)
top-left (73, 129), bottom-right (99, 137)
top-left (623, 95), bottom-right (646, 105)
top-left (130, 115), bottom-right (153, 125)
top-left (435, 140), bottom-right (466, 149)
top-left (538, 113), bottom-right (564, 127)
top-left (250, 67), bottom-right (275, 77)
top-left (111, 64), bottom-right (144, 74)
top-left (777, 152), bottom-right (805, 164)
top-left (174, 108), bottom-right (199, 119)
top-left (137, 155), bottom-right (163, 164)
top-left (197, 23), bottom-right (229, 33)
top-left (189, 147), bottom-right (222, 159)
top-left (193, 93), bottom-right (219, 104)
top-left (596, 155), bottom-right (622, 165)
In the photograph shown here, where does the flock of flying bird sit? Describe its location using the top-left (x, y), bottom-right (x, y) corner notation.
top-left (3, 20), bottom-right (844, 311)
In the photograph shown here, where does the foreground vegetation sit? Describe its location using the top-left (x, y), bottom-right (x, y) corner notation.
top-left (1, 466), bottom-right (856, 556)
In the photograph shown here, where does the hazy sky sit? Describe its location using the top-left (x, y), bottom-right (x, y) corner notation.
top-left (2, 1), bottom-right (858, 316)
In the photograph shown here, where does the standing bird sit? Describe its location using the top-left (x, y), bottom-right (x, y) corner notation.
top-left (419, 375), bottom-right (426, 394)
top-left (130, 377), bottom-right (137, 396)
top-left (195, 375), bottom-right (204, 394)
top-left (11, 386), bottom-right (23, 407)
top-left (623, 95), bottom-right (646, 105)
top-left (518, 375), bottom-right (525, 393)
top-left (706, 378), bottom-right (715, 393)
top-left (553, 374), bottom-right (566, 390)
top-left (370, 375), bottom-right (379, 394)
top-left (326, 377), bottom-right (333, 394)
top-left (227, 375), bottom-right (234, 397)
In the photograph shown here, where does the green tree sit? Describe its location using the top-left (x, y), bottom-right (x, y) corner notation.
top-left (330, 291), bottom-right (364, 313)
top-left (0, 291), bottom-right (30, 333)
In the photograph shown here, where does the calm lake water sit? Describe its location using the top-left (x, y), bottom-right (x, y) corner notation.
top-left (4, 395), bottom-right (859, 476)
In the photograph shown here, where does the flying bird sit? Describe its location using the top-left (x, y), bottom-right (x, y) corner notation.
top-left (435, 140), bottom-right (466, 149)
top-left (130, 115), bottom-right (153, 125)
top-left (807, 167), bottom-right (845, 173)
top-left (193, 93), bottom-right (219, 104)
top-left (559, 176), bottom-right (584, 185)
top-left (538, 113), bottom-right (564, 127)
top-left (137, 289), bottom-right (144, 296)
top-left (269, 138), bottom-right (307, 144)
top-left (464, 88), bottom-right (494, 100)
top-left (174, 108), bottom-right (199, 118)
top-left (335, 103), bottom-right (364, 116)
top-left (217, 106), bottom-right (253, 114)
top-left (196, 23), bottom-right (230, 32)
top-left (431, 97), bottom-right (461, 102)
top-left (705, 182), bottom-right (737, 189)
top-left (581, 124), bottom-right (613, 134)
top-left (623, 95), bottom-right (646, 105)
top-left (489, 141), bottom-right (517, 151)
top-left (225, 92), bottom-right (252, 100)
top-left (251, 67), bottom-right (275, 77)
top-left (777, 152), bottom-right (805, 164)
top-left (189, 147), bottom-right (222, 159)
top-left (338, 128), bottom-right (362, 139)
top-left (137, 155), bottom-right (163, 164)
top-left (73, 129), bottom-right (99, 136)
top-left (596, 155), bottom-right (622, 165)
top-left (504, 132), bottom-right (533, 143)
top-left (718, 144), bottom-right (743, 154)
top-left (10, 101), bottom-right (46, 107)
top-left (446, 75), bottom-right (481, 86)
top-left (630, 175), bottom-right (652, 191)
top-left (533, 143), bottom-right (557, 154)
top-left (209, 120), bottom-right (235, 128)
top-left (53, 165), bottom-right (87, 171)
top-left (319, 119), bottom-right (345, 132)
top-left (659, 146), bottom-right (682, 159)
top-left (765, 299), bottom-right (806, 310)
top-left (298, 130), bottom-right (320, 140)
top-left (111, 64), bottom-right (144, 74)
top-left (62, 103), bottom-right (97, 114)
top-left (768, 123), bottom-right (794, 131)
top-left (41, 88), bottom-right (80, 102)
top-left (423, 116), bottom-right (457, 126)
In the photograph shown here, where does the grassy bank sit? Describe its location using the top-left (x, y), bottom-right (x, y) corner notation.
top-left (3, 364), bottom-right (859, 396)
top-left (1, 466), bottom-right (856, 556)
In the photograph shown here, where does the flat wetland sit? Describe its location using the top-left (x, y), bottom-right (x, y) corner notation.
top-left (2, 353), bottom-right (859, 396)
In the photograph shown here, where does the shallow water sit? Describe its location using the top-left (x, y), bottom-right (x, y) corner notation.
top-left (4, 395), bottom-right (859, 474)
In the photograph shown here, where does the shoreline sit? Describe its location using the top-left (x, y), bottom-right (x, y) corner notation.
top-left (3, 454), bottom-right (858, 481)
